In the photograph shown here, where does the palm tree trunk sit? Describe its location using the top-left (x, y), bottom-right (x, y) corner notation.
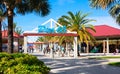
top-left (0, 21), bottom-right (2, 52)
top-left (7, 8), bottom-right (14, 53)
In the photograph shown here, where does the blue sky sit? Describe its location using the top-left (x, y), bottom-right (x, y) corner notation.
top-left (14, 0), bottom-right (120, 32)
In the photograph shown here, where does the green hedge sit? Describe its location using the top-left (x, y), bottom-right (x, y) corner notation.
top-left (109, 62), bottom-right (120, 67)
top-left (0, 53), bottom-right (50, 74)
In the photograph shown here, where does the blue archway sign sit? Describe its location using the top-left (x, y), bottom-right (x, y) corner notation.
top-left (38, 25), bottom-right (67, 33)
top-left (38, 18), bottom-right (67, 33)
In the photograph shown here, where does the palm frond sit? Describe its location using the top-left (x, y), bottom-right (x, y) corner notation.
top-left (89, 0), bottom-right (116, 9)
top-left (109, 4), bottom-right (120, 17)
top-left (116, 14), bottom-right (120, 25)
top-left (68, 11), bottom-right (75, 21)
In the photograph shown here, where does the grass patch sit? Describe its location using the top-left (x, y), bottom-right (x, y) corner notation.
top-left (89, 56), bottom-right (120, 59)
top-left (109, 62), bottom-right (120, 67)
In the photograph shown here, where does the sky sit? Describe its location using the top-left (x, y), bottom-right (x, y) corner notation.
top-left (14, 0), bottom-right (120, 32)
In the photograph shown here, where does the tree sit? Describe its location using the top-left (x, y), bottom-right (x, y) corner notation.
top-left (13, 22), bottom-right (23, 34)
top-left (58, 11), bottom-right (96, 42)
top-left (0, 0), bottom-right (50, 53)
top-left (0, 9), bottom-right (5, 52)
top-left (58, 11), bottom-right (96, 55)
top-left (37, 37), bottom-right (44, 42)
top-left (89, 0), bottom-right (120, 25)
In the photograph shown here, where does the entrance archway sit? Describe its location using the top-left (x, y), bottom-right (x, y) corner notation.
top-left (23, 19), bottom-right (78, 58)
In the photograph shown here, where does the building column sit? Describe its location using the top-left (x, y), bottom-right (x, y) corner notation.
top-left (78, 42), bottom-right (81, 53)
top-left (103, 40), bottom-right (106, 54)
top-left (106, 38), bottom-right (109, 53)
top-left (50, 42), bottom-right (54, 58)
top-left (86, 41), bottom-right (89, 53)
top-left (66, 42), bottom-right (70, 57)
top-left (24, 36), bottom-right (28, 53)
top-left (74, 37), bottom-right (78, 58)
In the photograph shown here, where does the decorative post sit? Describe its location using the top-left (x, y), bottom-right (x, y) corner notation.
top-left (103, 40), bottom-right (106, 54)
top-left (86, 41), bottom-right (89, 53)
top-left (24, 36), bottom-right (27, 53)
top-left (74, 37), bottom-right (78, 58)
top-left (78, 42), bottom-right (81, 53)
top-left (50, 42), bottom-right (54, 58)
top-left (106, 38), bottom-right (109, 54)
top-left (66, 42), bottom-right (69, 57)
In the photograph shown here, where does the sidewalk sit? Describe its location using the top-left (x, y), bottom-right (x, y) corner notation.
top-left (31, 52), bottom-right (120, 74)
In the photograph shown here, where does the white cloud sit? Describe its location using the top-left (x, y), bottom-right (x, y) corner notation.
top-left (88, 16), bottom-right (120, 29)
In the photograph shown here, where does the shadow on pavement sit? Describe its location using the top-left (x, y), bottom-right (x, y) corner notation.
top-left (32, 53), bottom-right (120, 74)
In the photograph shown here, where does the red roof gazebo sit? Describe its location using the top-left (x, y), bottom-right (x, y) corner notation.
top-left (88, 25), bottom-right (120, 39)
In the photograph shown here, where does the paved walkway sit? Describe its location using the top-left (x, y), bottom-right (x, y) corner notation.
top-left (31, 53), bottom-right (120, 74)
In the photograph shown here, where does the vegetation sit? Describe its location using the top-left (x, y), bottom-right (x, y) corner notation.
top-left (0, 53), bottom-right (50, 74)
top-left (89, 56), bottom-right (120, 59)
top-left (0, 0), bottom-right (50, 53)
top-left (58, 11), bottom-right (96, 43)
top-left (89, 0), bottom-right (120, 25)
top-left (109, 62), bottom-right (120, 67)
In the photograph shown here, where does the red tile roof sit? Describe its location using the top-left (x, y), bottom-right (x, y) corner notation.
top-left (2, 30), bottom-right (19, 38)
top-left (88, 25), bottom-right (120, 37)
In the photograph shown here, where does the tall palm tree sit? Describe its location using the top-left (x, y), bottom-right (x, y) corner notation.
top-left (0, 9), bottom-right (5, 52)
top-left (0, 0), bottom-right (50, 53)
top-left (58, 11), bottom-right (96, 42)
top-left (58, 11), bottom-right (96, 55)
top-left (89, 0), bottom-right (120, 25)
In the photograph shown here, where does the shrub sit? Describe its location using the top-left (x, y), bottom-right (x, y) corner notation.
top-left (0, 53), bottom-right (50, 74)
top-left (109, 62), bottom-right (120, 67)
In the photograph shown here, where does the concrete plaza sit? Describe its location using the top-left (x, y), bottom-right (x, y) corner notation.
top-left (31, 53), bottom-right (120, 74)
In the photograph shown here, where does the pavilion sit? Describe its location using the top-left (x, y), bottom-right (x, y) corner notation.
top-left (23, 19), bottom-right (120, 58)
top-left (88, 25), bottom-right (120, 53)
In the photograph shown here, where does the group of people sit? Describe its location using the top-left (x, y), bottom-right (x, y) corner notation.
top-left (42, 44), bottom-right (73, 57)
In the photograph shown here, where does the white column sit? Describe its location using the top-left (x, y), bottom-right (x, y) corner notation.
top-left (74, 37), bottom-right (78, 58)
top-left (50, 42), bottom-right (54, 58)
top-left (106, 38), bottom-right (109, 53)
top-left (66, 42), bottom-right (70, 57)
top-left (79, 42), bottom-right (81, 53)
top-left (103, 40), bottom-right (106, 54)
top-left (86, 41), bottom-right (89, 53)
top-left (24, 36), bottom-right (27, 53)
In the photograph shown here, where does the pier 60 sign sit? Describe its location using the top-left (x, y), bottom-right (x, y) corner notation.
top-left (38, 25), bottom-right (67, 33)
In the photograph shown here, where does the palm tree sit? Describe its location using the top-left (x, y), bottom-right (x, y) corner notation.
top-left (0, 9), bottom-right (5, 52)
top-left (58, 11), bottom-right (96, 55)
top-left (58, 11), bottom-right (96, 42)
top-left (89, 0), bottom-right (120, 25)
top-left (0, 0), bottom-right (50, 53)
top-left (37, 37), bottom-right (44, 42)
top-left (13, 22), bottom-right (23, 34)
